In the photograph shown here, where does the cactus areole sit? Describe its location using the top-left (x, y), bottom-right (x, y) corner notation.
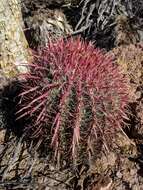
top-left (16, 38), bottom-right (129, 165)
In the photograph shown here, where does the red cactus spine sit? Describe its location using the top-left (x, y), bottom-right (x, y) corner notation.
top-left (16, 38), bottom-right (129, 165)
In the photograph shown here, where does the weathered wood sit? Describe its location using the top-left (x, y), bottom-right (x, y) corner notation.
top-left (74, 0), bottom-right (143, 50)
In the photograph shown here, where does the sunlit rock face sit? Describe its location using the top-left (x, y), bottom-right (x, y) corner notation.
top-left (0, 0), bottom-right (30, 79)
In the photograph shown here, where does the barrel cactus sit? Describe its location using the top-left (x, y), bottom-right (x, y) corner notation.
top-left (16, 38), bottom-right (129, 166)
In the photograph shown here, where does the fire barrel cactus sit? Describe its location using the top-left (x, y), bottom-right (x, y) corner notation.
top-left (16, 38), bottom-right (129, 166)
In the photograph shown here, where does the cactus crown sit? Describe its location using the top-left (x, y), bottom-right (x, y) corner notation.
top-left (16, 38), bottom-right (129, 165)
